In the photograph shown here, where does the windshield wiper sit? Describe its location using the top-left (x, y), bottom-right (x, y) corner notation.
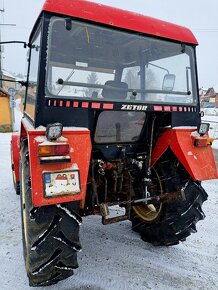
top-left (56, 70), bottom-right (75, 95)
top-left (57, 79), bottom-right (191, 96)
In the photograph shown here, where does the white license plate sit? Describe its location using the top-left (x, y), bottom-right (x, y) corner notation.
top-left (43, 170), bottom-right (81, 197)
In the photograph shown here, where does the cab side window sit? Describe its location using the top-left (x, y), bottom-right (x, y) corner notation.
top-left (25, 31), bottom-right (41, 120)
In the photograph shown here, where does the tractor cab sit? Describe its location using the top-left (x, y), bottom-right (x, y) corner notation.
top-left (26, 9), bottom-right (200, 161)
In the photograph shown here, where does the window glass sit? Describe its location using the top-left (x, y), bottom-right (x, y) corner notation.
top-left (25, 31), bottom-right (41, 120)
top-left (46, 17), bottom-right (197, 105)
top-left (122, 66), bottom-right (141, 101)
top-left (95, 111), bottom-right (145, 143)
top-left (48, 66), bottom-right (114, 98)
top-left (144, 50), bottom-right (194, 103)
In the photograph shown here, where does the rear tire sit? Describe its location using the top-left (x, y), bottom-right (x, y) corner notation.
top-left (131, 159), bottom-right (208, 246)
top-left (20, 140), bottom-right (82, 286)
top-left (11, 141), bottom-right (20, 195)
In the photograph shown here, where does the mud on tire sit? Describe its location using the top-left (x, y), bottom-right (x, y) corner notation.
top-left (131, 158), bottom-right (208, 246)
top-left (20, 140), bottom-right (82, 286)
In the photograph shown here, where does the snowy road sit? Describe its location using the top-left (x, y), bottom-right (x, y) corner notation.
top-left (0, 133), bottom-right (218, 290)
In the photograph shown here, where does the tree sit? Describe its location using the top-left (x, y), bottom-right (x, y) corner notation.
top-left (86, 72), bottom-right (100, 97)
top-left (146, 69), bottom-right (159, 89)
top-left (87, 72), bottom-right (98, 84)
top-left (124, 69), bottom-right (140, 89)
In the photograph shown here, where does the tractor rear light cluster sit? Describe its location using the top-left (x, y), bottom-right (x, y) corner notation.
top-left (194, 136), bottom-right (214, 147)
top-left (38, 144), bottom-right (70, 157)
top-left (193, 123), bottom-right (213, 147)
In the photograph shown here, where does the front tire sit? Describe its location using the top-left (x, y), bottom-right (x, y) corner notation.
top-left (20, 140), bottom-right (82, 286)
top-left (131, 159), bottom-right (208, 246)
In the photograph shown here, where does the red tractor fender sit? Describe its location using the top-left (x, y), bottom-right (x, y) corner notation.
top-left (21, 118), bottom-right (92, 207)
top-left (11, 132), bottom-right (21, 184)
top-left (151, 128), bottom-right (218, 181)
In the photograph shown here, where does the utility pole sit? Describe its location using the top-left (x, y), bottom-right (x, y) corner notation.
top-left (0, 8), bottom-right (4, 87)
top-left (0, 8), bottom-right (16, 87)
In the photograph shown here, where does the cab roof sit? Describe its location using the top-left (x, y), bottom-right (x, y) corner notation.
top-left (42, 0), bottom-right (198, 45)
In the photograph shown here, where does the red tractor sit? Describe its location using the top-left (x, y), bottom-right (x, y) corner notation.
top-left (10, 0), bottom-right (217, 286)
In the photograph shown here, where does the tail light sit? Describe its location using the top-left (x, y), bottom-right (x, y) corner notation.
top-left (38, 144), bottom-right (70, 157)
top-left (194, 136), bottom-right (214, 147)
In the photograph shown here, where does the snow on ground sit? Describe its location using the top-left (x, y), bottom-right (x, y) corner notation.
top-left (13, 105), bottom-right (23, 132)
top-left (0, 130), bottom-right (218, 290)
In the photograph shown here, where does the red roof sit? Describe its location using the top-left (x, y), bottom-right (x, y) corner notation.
top-left (42, 0), bottom-right (198, 45)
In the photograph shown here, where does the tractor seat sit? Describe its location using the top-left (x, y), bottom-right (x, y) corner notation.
top-left (102, 80), bottom-right (128, 100)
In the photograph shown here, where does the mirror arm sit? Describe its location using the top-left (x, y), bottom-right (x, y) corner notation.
top-left (0, 41), bottom-right (30, 48)
top-left (0, 78), bottom-right (28, 87)
top-left (148, 62), bottom-right (169, 74)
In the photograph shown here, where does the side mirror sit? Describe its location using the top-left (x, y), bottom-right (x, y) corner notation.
top-left (162, 74), bottom-right (175, 91)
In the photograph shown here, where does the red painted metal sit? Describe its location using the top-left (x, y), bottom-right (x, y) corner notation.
top-left (11, 132), bottom-right (21, 183)
top-left (151, 128), bottom-right (218, 181)
top-left (103, 103), bottom-right (113, 109)
top-left (154, 106), bottom-right (162, 111)
top-left (42, 0), bottom-right (198, 45)
top-left (82, 102), bottom-right (89, 108)
top-left (73, 101), bottom-right (79, 107)
top-left (21, 119), bottom-right (92, 207)
top-left (92, 103), bottom-right (101, 109)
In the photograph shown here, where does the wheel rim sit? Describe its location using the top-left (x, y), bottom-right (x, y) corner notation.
top-left (132, 168), bottom-right (163, 222)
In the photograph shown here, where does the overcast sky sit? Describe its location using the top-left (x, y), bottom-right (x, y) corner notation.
top-left (1, 0), bottom-right (218, 88)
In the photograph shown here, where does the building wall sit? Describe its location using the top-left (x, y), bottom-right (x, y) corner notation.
top-left (0, 94), bottom-right (12, 132)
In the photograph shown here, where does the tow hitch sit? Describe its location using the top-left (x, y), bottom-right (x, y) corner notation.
top-left (100, 189), bottom-right (186, 225)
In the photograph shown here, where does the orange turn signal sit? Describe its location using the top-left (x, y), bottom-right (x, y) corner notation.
top-left (206, 138), bottom-right (215, 145)
top-left (38, 144), bottom-right (70, 157)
